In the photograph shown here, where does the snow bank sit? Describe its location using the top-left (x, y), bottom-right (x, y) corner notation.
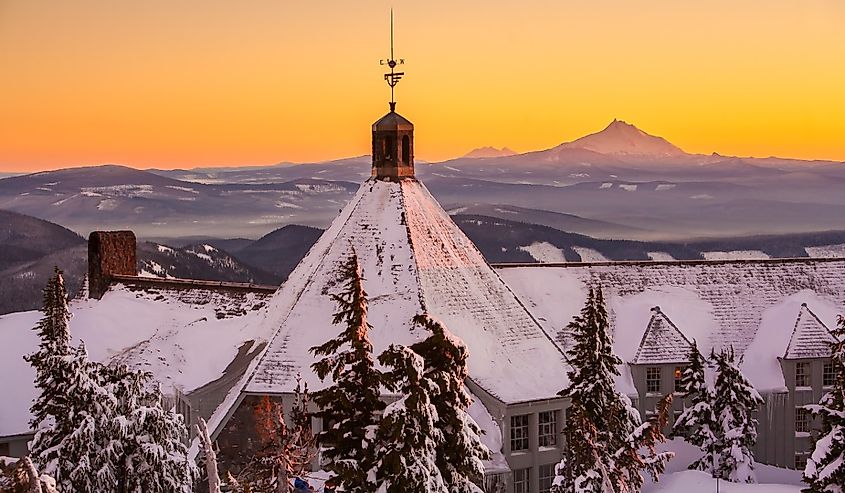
top-left (572, 247), bottom-right (608, 262)
top-left (703, 251), bottom-right (770, 261)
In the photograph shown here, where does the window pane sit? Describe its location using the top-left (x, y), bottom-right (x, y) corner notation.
top-left (823, 361), bottom-right (836, 387)
top-left (539, 463), bottom-right (555, 493)
top-left (511, 414), bottom-right (529, 451)
top-left (796, 362), bottom-right (810, 387)
top-left (538, 411), bottom-right (557, 447)
top-left (674, 366), bottom-right (685, 392)
top-left (646, 367), bottom-right (662, 393)
top-left (795, 408), bottom-right (810, 433)
top-left (514, 467), bottom-right (531, 493)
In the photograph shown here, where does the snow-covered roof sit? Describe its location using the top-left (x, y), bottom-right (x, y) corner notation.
top-left (241, 179), bottom-right (568, 404)
top-left (0, 283), bottom-right (274, 438)
top-left (496, 260), bottom-right (845, 392)
top-left (783, 303), bottom-right (837, 360)
top-left (631, 306), bottom-right (694, 365)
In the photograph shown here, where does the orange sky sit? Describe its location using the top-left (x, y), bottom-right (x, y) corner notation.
top-left (1, 0), bottom-right (844, 171)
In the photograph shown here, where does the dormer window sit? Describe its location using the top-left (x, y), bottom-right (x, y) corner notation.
top-left (646, 367), bottom-right (661, 393)
top-left (674, 366), bottom-right (685, 393)
top-left (823, 361), bottom-right (835, 387)
top-left (795, 362), bottom-right (810, 387)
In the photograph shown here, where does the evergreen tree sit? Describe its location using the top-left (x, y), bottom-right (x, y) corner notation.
top-left (25, 267), bottom-right (72, 431)
top-left (552, 401), bottom-right (612, 493)
top-left (30, 342), bottom-right (116, 492)
top-left (803, 315), bottom-right (845, 492)
top-left (711, 346), bottom-right (763, 483)
top-left (310, 250), bottom-right (385, 493)
top-left (410, 314), bottom-right (491, 493)
top-left (237, 375), bottom-right (315, 492)
top-left (372, 345), bottom-right (447, 493)
top-left (556, 287), bottom-right (672, 493)
top-left (671, 343), bottom-right (718, 472)
top-left (106, 365), bottom-right (196, 493)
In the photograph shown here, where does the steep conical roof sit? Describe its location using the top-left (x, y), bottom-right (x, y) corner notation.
top-left (242, 178), bottom-right (567, 403)
top-left (783, 303), bottom-right (837, 359)
top-left (631, 306), bottom-right (694, 364)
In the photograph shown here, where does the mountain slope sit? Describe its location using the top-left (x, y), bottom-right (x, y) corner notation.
top-left (233, 225), bottom-right (324, 281)
top-left (558, 119), bottom-right (686, 156)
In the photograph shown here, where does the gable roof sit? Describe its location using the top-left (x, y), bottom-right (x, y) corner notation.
top-left (783, 303), bottom-right (837, 360)
top-left (240, 179), bottom-right (568, 404)
top-left (631, 306), bottom-right (694, 365)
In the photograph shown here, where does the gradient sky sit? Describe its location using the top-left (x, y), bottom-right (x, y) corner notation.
top-left (1, 0), bottom-right (844, 171)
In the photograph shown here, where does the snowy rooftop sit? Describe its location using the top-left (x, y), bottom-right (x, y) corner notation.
top-left (496, 260), bottom-right (845, 392)
top-left (782, 303), bottom-right (837, 360)
top-left (631, 307), bottom-right (694, 365)
top-left (242, 179), bottom-right (568, 404)
top-left (0, 283), bottom-right (274, 437)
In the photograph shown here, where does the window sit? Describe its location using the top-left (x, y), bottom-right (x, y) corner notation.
top-left (674, 366), bottom-right (685, 393)
top-left (538, 411), bottom-right (557, 447)
top-left (824, 361), bottom-right (836, 387)
top-left (539, 463), bottom-right (555, 493)
top-left (796, 362), bottom-right (810, 387)
top-left (402, 135), bottom-right (411, 164)
top-left (513, 467), bottom-right (531, 493)
top-left (795, 408), bottom-right (811, 433)
top-left (646, 367), bottom-right (662, 393)
top-left (384, 135), bottom-right (395, 160)
top-left (795, 453), bottom-right (808, 471)
top-left (0, 442), bottom-right (8, 457)
top-left (510, 414), bottom-right (529, 452)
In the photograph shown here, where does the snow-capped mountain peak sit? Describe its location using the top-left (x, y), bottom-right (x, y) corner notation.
top-left (557, 119), bottom-right (686, 157)
top-left (462, 146), bottom-right (517, 159)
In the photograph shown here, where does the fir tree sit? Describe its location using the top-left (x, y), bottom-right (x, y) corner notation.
top-left (671, 343), bottom-right (718, 472)
top-left (237, 375), bottom-right (315, 492)
top-left (25, 267), bottom-right (72, 431)
top-left (552, 401), bottom-right (612, 493)
top-left (556, 287), bottom-right (672, 493)
top-left (803, 315), bottom-right (845, 492)
top-left (711, 346), bottom-right (763, 483)
top-left (106, 365), bottom-right (196, 493)
top-left (310, 250), bottom-right (385, 493)
top-left (30, 342), bottom-right (116, 493)
top-left (410, 314), bottom-right (491, 493)
top-left (372, 345), bottom-right (447, 493)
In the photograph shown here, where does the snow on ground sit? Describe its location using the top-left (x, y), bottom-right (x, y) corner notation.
top-left (643, 439), bottom-right (802, 492)
top-left (703, 251), bottom-right (771, 260)
top-left (518, 242), bottom-right (567, 263)
top-left (619, 183), bottom-right (638, 192)
top-left (655, 183), bottom-right (676, 191)
top-left (648, 252), bottom-right (676, 261)
top-left (0, 286), bottom-right (271, 437)
top-left (572, 246), bottom-right (608, 262)
top-left (806, 243), bottom-right (845, 258)
top-left (600, 182), bottom-right (614, 189)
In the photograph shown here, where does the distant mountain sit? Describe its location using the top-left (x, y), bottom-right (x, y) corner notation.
top-left (557, 119), bottom-right (686, 157)
top-left (232, 224), bottom-right (324, 281)
top-left (138, 242), bottom-right (279, 285)
top-left (0, 164), bottom-right (358, 238)
top-left (462, 146), bottom-right (517, 159)
top-left (0, 209), bottom-right (85, 270)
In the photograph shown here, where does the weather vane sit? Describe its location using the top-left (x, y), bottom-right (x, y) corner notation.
top-left (379, 9), bottom-right (405, 111)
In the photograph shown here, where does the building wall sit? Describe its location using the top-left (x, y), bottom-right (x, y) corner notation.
top-left (629, 363), bottom-right (690, 430)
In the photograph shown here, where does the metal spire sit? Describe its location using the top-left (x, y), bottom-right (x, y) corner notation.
top-left (379, 9), bottom-right (405, 112)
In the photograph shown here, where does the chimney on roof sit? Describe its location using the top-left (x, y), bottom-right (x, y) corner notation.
top-left (88, 231), bottom-right (137, 299)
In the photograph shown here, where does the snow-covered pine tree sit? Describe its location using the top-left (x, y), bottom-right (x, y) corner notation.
top-left (25, 267), bottom-right (72, 431)
top-left (552, 401), bottom-right (611, 493)
top-left (105, 364), bottom-right (196, 493)
top-left (410, 314), bottom-right (491, 493)
top-left (310, 249), bottom-right (385, 493)
top-left (372, 345), bottom-right (447, 493)
top-left (557, 287), bottom-right (672, 493)
top-left (711, 346), bottom-right (763, 483)
top-left (671, 343), bottom-right (718, 472)
top-left (804, 315), bottom-right (845, 492)
top-left (30, 341), bottom-right (116, 492)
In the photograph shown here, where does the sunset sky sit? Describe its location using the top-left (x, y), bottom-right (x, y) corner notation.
top-left (1, 0), bottom-right (844, 171)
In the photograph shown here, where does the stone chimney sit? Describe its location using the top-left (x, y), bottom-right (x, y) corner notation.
top-left (88, 231), bottom-right (137, 299)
